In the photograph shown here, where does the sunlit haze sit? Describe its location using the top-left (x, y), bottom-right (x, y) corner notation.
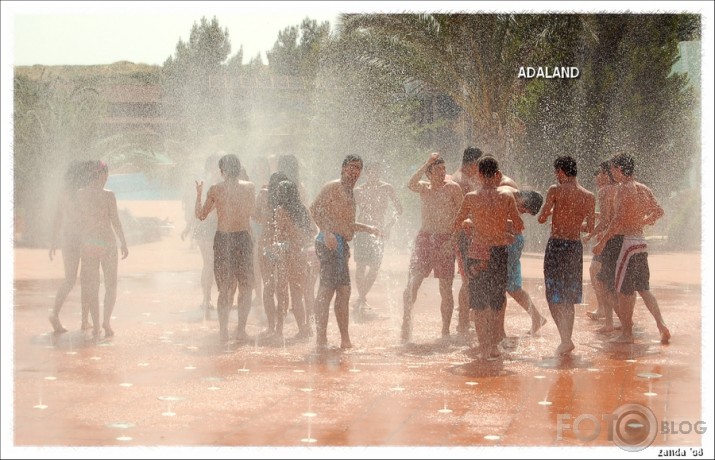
top-left (2, 1), bottom-right (713, 458)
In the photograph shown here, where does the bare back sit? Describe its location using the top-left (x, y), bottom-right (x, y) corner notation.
top-left (77, 188), bottom-right (121, 247)
top-left (540, 181), bottom-right (595, 240)
top-left (455, 187), bottom-right (523, 246)
top-left (596, 184), bottom-right (618, 229)
top-left (611, 180), bottom-right (663, 236)
top-left (205, 179), bottom-right (256, 232)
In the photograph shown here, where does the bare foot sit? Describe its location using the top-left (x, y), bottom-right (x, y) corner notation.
top-left (529, 317), bottom-right (547, 335)
top-left (659, 327), bottom-right (671, 344)
top-left (556, 341), bottom-right (575, 355)
top-left (597, 324), bottom-right (615, 333)
top-left (586, 310), bottom-right (605, 320)
top-left (340, 340), bottom-right (353, 349)
top-left (49, 315), bottom-right (67, 333)
top-left (103, 325), bottom-right (114, 338)
top-left (81, 321), bottom-right (92, 331)
top-left (609, 333), bottom-right (634, 344)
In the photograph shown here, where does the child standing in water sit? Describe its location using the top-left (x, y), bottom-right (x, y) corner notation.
top-left (48, 159), bottom-right (94, 333)
top-left (77, 160), bottom-right (129, 337)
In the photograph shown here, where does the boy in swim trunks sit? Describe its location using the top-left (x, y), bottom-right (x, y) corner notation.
top-left (402, 152), bottom-right (463, 343)
top-left (538, 156), bottom-right (595, 356)
top-left (352, 160), bottom-right (403, 320)
top-left (593, 153), bottom-right (670, 344)
top-left (310, 155), bottom-right (380, 350)
top-left (196, 154), bottom-right (256, 344)
top-left (451, 156), bottom-right (524, 359)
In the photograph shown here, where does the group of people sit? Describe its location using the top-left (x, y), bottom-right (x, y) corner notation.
top-left (50, 147), bottom-right (669, 358)
top-left (49, 159), bottom-right (128, 338)
top-left (398, 148), bottom-right (669, 359)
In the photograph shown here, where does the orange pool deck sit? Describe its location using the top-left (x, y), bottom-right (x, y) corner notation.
top-left (4, 201), bottom-right (712, 458)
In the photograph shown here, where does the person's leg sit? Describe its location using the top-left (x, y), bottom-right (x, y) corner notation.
top-left (236, 277), bottom-right (252, 340)
top-left (334, 284), bottom-right (352, 348)
top-left (80, 253), bottom-right (102, 337)
top-left (596, 289), bottom-right (618, 333)
top-left (213, 234), bottom-right (235, 343)
top-left (548, 302), bottom-right (575, 354)
top-left (50, 241), bottom-right (81, 332)
top-left (457, 277), bottom-right (470, 334)
top-left (438, 277), bottom-right (454, 336)
top-left (314, 284), bottom-right (335, 349)
top-left (354, 261), bottom-right (367, 303)
top-left (610, 293), bottom-right (636, 343)
top-left (509, 289), bottom-right (546, 334)
top-left (587, 259), bottom-right (605, 319)
top-left (274, 263), bottom-right (289, 337)
top-left (259, 253), bottom-right (276, 334)
top-left (198, 239), bottom-right (214, 309)
top-left (401, 271), bottom-right (425, 343)
top-left (288, 279), bottom-right (309, 337)
top-left (235, 233), bottom-right (254, 339)
top-left (303, 263), bottom-right (317, 334)
top-left (638, 290), bottom-right (670, 343)
top-left (100, 247), bottom-right (119, 337)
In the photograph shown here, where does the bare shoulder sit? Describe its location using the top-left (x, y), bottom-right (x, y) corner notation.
top-left (500, 174), bottom-right (519, 189)
top-left (240, 180), bottom-right (256, 191)
top-left (498, 184), bottom-right (518, 196)
top-left (444, 179), bottom-right (461, 191)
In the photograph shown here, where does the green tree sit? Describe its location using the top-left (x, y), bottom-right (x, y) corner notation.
top-left (13, 71), bottom-right (105, 245)
top-left (162, 16), bottom-right (232, 149)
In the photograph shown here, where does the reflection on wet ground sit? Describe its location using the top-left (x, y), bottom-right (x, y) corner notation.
top-left (12, 249), bottom-right (704, 452)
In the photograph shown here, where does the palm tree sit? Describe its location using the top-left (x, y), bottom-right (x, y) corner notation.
top-left (330, 13), bottom-right (588, 166)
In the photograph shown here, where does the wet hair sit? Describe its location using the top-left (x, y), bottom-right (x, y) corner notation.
top-left (275, 180), bottom-right (312, 236)
top-left (219, 154), bottom-right (241, 178)
top-left (554, 156), bottom-right (577, 177)
top-left (277, 154), bottom-right (300, 184)
top-left (611, 153), bottom-right (635, 177)
top-left (342, 154), bottom-right (363, 169)
top-left (478, 155), bottom-right (499, 178)
top-left (462, 146), bottom-right (483, 166)
top-left (426, 158), bottom-right (446, 174)
top-left (87, 159), bottom-right (109, 182)
top-left (597, 160), bottom-right (615, 184)
top-left (517, 190), bottom-right (544, 215)
top-left (64, 160), bottom-right (94, 193)
top-left (268, 172), bottom-right (291, 211)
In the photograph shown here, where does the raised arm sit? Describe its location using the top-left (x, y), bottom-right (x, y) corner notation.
top-left (408, 153), bottom-right (439, 193)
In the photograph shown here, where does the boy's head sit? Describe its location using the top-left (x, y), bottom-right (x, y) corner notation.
top-left (517, 190), bottom-right (544, 215)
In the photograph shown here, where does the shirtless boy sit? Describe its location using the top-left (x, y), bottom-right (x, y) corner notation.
top-left (402, 152), bottom-right (463, 343)
top-left (196, 154), bottom-right (256, 343)
top-left (593, 153), bottom-right (670, 344)
top-left (353, 160), bottom-right (403, 320)
top-left (310, 155), bottom-right (380, 350)
top-left (452, 156), bottom-right (523, 358)
top-left (537, 155), bottom-right (595, 355)
top-left (584, 161), bottom-right (619, 331)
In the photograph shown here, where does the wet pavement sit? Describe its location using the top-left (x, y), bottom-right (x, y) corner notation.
top-left (6, 201), bottom-right (710, 456)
